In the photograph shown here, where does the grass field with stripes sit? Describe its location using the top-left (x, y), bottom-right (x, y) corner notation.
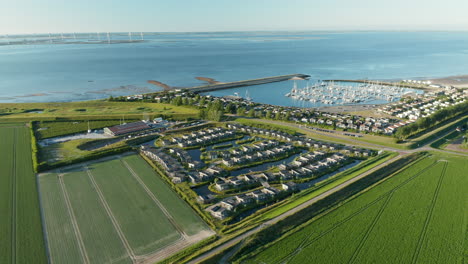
top-left (38, 154), bottom-right (211, 264)
top-left (244, 153), bottom-right (466, 264)
top-left (0, 124), bottom-right (47, 264)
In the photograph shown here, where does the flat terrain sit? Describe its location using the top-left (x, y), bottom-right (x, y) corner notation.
top-left (0, 124), bottom-right (47, 264)
top-left (38, 154), bottom-right (212, 264)
top-left (243, 153), bottom-right (467, 264)
top-left (0, 101), bottom-right (198, 121)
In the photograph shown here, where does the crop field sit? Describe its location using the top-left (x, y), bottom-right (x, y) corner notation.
top-left (0, 124), bottom-right (47, 264)
top-left (38, 154), bottom-right (212, 264)
top-left (243, 153), bottom-right (467, 264)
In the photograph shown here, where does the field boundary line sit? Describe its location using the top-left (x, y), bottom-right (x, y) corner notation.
top-left (121, 159), bottom-right (188, 239)
top-left (36, 175), bottom-right (54, 264)
top-left (137, 230), bottom-right (216, 264)
top-left (275, 159), bottom-right (439, 264)
top-left (57, 173), bottom-right (90, 264)
top-left (278, 195), bottom-right (388, 264)
top-left (11, 129), bottom-right (17, 264)
top-left (85, 166), bottom-right (137, 263)
top-left (411, 161), bottom-right (448, 264)
top-left (348, 192), bottom-right (394, 264)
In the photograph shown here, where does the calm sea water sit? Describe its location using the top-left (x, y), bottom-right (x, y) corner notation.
top-left (1, 31), bottom-right (468, 104)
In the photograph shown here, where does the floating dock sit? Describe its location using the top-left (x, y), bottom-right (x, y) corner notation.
top-left (188, 74), bottom-right (310, 93)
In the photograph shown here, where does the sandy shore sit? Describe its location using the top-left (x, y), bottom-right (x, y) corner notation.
top-left (430, 75), bottom-right (468, 87)
top-left (147, 80), bottom-right (172, 90)
top-left (195, 77), bottom-right (220, 84)
top-left (15, 93), bottom-right (48, 97)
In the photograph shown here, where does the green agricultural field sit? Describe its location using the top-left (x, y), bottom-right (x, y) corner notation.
top-left (123, 155), bottom-right (210, 236)
top-left (38, 154), bottom-right (212, 264)
top-left (242, 153), bottom-right (467, 264)
top-left (0, 124), bottom-right (47, 264)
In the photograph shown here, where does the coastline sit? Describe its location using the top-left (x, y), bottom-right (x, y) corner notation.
top-left (429, 74), bottom-right (468, 87)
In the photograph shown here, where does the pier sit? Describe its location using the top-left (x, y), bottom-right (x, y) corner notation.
top-left (188, 74), bottom-right (310, 93)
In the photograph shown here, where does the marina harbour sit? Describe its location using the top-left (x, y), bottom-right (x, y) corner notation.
top-left (204, 79), bottom-right (424, 108)
top-left (284, 80), bottom-right (424, 106)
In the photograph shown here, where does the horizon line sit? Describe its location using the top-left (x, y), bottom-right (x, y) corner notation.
top-left (2, 29), bottom-right (468, 36)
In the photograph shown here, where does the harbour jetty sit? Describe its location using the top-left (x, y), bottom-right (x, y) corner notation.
top-left (188, 74), bottom-right (310, 93)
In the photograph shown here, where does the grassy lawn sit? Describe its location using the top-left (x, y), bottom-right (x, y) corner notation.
top-left (0, 125), bottom-right (47, 264)
top-left (0, 100), bottom-right (199, 121)
top-left (241, 152), bottom-right (466, 264)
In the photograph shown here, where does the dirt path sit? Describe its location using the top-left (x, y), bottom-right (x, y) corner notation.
top-left (139, 230), bottom-right (215, 264)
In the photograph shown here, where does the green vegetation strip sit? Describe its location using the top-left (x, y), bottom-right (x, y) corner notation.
top-left (406, 114), bottom-right (467, 149)
top-left (0, 125), bottom-right (47, 264)
top-left (239, 152), bottom-right (466, 264)
top-left (0, 101), bottom-right (199, 122)
top-left (429, 130), bottom-right (461, 149)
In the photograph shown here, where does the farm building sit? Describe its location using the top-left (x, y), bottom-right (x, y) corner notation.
top-left (104, 121), bottom-right (151, 136)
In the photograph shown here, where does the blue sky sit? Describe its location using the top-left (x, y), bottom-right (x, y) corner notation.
top-left (1, 0), bottom-right (468, 34)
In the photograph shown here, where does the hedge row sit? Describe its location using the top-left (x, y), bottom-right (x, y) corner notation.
top-left (38, 146), bottom-right (131, 172)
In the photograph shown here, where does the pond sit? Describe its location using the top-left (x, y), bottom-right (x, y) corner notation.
top-left (186, 135), bottom-right (252, 164)
top-left (192, 184), bottom-right (215, 196)
top-left (296, 160), bottom-right (361, 190)
top-left (229, 150), bottom-right (307, 177)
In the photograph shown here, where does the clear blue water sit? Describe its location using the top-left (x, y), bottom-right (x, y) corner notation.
top-left (1, 31), bottom-right (468, 103)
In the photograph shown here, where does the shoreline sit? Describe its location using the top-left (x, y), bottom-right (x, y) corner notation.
top-left (3, 73), bottom-right (465, 104)
top-left (428, 74), bottom-right (468, 87)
